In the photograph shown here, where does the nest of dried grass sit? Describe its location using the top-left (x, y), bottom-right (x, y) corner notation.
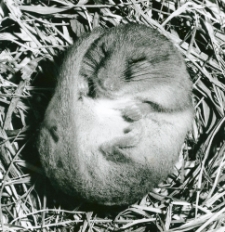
top-left (0, 0), bottom-right (225, 231)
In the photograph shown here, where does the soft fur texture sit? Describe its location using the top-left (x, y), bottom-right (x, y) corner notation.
top-left (37, 24), bottom-right (194, 205)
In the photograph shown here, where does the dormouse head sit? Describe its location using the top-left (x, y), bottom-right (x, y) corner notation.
top-left (80, 24), bottom-right (189, 99)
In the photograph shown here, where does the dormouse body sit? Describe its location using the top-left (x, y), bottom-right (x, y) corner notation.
top-left (38, 24), bottom-right (194, 205)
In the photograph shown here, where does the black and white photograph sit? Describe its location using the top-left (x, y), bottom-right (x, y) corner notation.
top-left (0, 0), bottom-right (224, 231)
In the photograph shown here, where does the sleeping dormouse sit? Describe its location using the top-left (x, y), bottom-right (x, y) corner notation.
top-left (37, 24), bottom-right (193, 206)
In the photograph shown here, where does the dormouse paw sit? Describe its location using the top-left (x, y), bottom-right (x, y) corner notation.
top-left (100, 142), bottom-right (132, 163)
top-left (122, 104), bottom-right (143, 121)
top-left (123, 124), bottom-right (142, 146)
top-left (100, 142), bottom-right (114, 156)
top-left (100, 123), bottom-right (142, 156)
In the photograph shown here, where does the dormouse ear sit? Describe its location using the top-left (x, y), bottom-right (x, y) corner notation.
top-left (91, 26), bottom-right (105, 35)
top-left (70, 18), bottom-right (89, 38)
top-left (70, 17), bottom-right (105, 40)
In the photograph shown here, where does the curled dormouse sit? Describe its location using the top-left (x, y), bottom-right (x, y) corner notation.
top-left (38, 24), bottom-right (193, 205)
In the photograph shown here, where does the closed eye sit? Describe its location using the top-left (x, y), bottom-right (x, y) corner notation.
top-left (142, 101), bottom-right (165, 112)
top-left (128, 55), bottom-right (146, 65)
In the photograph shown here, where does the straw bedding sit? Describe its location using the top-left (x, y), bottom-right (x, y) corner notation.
top-left (0, 0), bottom-right (225, 231)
